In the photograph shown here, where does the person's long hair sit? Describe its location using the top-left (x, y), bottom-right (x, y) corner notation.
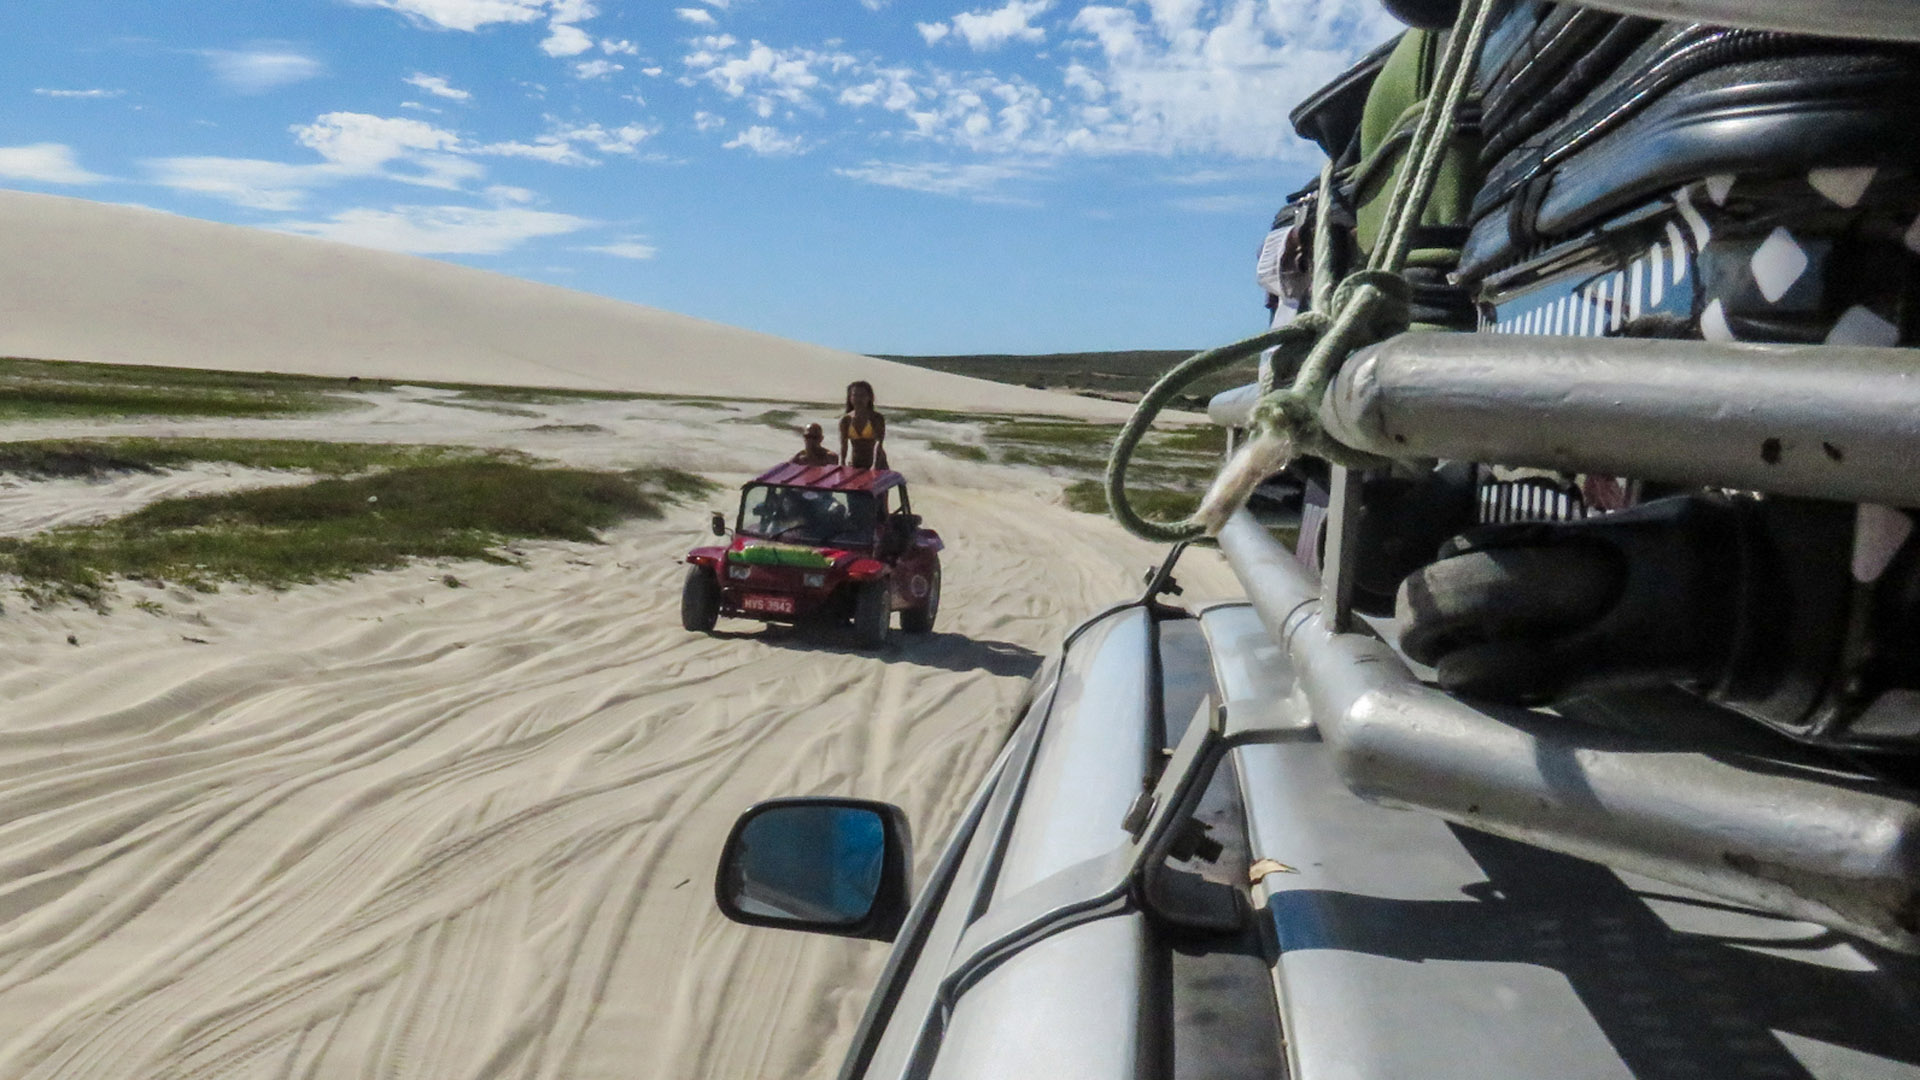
top-left (845, 380), bottom-right (875, 413)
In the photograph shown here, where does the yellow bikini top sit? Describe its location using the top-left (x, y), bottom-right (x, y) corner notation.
top-left (847, 415), bottom-right (877, 440)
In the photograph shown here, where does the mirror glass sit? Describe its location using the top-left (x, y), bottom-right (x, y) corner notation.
top-left (728, 805), bottom-right (887, 925)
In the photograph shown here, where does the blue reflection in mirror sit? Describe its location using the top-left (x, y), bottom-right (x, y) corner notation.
top-left (731, 805), bottom-right (886, 925)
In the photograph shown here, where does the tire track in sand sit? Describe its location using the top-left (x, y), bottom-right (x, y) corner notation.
top-left (0, 484), bottom-right (1235, 1079)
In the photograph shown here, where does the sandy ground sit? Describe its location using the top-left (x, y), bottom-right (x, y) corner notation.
top-left (0, 190), bottom-right (1134, 420)
top-left (0, 389), bottom-right (1236, 1079)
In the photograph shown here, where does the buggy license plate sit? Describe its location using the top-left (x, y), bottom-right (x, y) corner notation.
top-left (742, 593), bottom-right (795, 615)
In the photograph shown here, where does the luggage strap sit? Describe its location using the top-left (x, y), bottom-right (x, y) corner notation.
top-left (1105, 0), bottom-right (1496, 543)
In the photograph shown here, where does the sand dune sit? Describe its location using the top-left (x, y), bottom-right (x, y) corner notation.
top-left (0, 392), bottom-right (1235, 1078)
top-left (0, 190), bottom-right (1132, 419)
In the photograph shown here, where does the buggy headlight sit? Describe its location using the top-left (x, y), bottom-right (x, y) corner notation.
top-left (803, 573), bottom-right (826, 588)
top-left (728, 565), bottom-right (752, 580)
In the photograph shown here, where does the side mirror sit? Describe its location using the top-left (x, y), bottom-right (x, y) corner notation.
top-left (710, 510), bottom-right (727, 537)
top-left (715, 797), bottom-right (912, 941)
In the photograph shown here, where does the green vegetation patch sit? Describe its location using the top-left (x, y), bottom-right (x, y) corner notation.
top-left (729, 407), bottom-right (803, 431)
top-left (0, 438), bottom-right (495, 479)
top-left (0, 357), bottom-right (358, 421)
top-left (438, 385), bottom-right (647, 406)
top-left (0, 459), bottom-right (712, 609)
top-left (916, 415), bottom-right (1226, 524)
top-left (925, 439), bottom-right (990, 462)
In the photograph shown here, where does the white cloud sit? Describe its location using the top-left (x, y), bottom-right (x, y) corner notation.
top-left (405, 72), bottom-right (472, 101)
top-left (0, 143), bottom-right (108, 185)
top-left (693, 110), bottom-right (726, 131)
top-left (683, 40), bottom-right (857, 118)
top-left (572, 59), bottom-right (623, 79)
top-left (274, 204), bottom-right (590, 255)
top-left (1167, 167), bottom-right (1251, 185)
top-left (676, 7), bottom-right (717, 25)
top-left (582, 237), bottom-right (658, 259)
top-left (834, 159), bottom-right (1036, 202)
top-left (145, 157), bottom-right (337, 210)
top-left (474, 139), bottom-right (590, 165)
top-left (916, 22), bottom-right (951, 44)
top-left (203, 48), bottom-right (325, 93)
top-left (149, 112), bottom-right (479, 209)
top-left (542, 23), bottom-right (594, 56)
top-left (723, 125), bottom-right (805, 156)
top-left (860, 0), bottom-right (890, 8)
top-left (560, 121), bottom-right (655, 154)
top-left (32, 88), bottom-right (124, 99)
top-left (1061, 0), bottom-right (1402, 158)
top-left (293, 112), bottom-right (464, 171)
top-left (601, 39), bottom-right (639, 55)
top-left (474, 119), bottom-right (655, 164)
top-left (1170, 193), bottom-right (1265, 213)
top-left (838, 70), bottom-right (917, 110)
top-left (947, 0), bottom-right (1050, 50)
top-left (345, 0), bottom-right (547, 31)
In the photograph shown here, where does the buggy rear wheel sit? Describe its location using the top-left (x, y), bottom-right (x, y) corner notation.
top-left (854, 579), bottom-right (891, 649)
top-left (681, 566), bottom-right (720, 633)
top-left (900, 568), bottom-right (940, 634)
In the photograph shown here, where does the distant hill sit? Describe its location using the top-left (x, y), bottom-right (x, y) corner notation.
top-left (876, 350), bottom-right (1256, 409)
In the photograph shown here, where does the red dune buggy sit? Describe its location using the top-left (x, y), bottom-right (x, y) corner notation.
top-left (681, 464), bottom-right (944, 649)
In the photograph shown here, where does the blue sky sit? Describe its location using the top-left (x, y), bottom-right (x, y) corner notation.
top-left (0, 0), bottom-right (1399, 355)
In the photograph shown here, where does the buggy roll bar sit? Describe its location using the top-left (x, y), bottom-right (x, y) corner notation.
top-left (1215, 333), bottom-right (1920, 509)
top-left (1214, 508), bottom-right (1920, 954)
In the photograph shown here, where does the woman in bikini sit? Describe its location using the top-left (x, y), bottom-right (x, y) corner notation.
top-left (839, 380), bottom-right (888, 470)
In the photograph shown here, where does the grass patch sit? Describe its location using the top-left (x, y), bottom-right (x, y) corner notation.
top-left (729, 407), bottom-right (804, 431)
top-left (0, 354), bottom-right (803, 422)
top-left (914, 415), bottom-right (1225, 523)
top-left (439, 385), bottom-right (645, 406)
top-left (424, 399), bottom-right (544, 418)
top-left (0, 439), bottom-right (501, 479)
top-left (0, 357), bottom-right (356, 421)
top-left (0, 461), bottom-right (714, 609)
top-left (1063, 480), bottom-right (1299, 545)
top-left (1063, 479), bottom-right (1203, 523)
top-left (926, 439), bottom-right (990, 462)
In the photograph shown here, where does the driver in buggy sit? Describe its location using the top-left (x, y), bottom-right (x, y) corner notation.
top-left (754, 489), bottom-right (850, 543)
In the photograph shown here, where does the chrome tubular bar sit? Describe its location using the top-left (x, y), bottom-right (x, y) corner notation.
top-left (1319, 333), bottom-right (1920, 508)
top-left (1215, 508), bottom-right (1920, 954)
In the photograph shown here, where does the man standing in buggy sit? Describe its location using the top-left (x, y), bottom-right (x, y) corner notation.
top-left (790, 423), bottom-right (839, 466)
top-left (839, 381), bottom-right (888, 470)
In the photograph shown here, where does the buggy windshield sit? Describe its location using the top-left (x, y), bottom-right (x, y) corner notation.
top-left (738, 484), bottom-right (878, 547)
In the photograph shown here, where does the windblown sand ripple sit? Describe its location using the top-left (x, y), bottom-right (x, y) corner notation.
top-left (0, 393), bottom-right (1234, 1079)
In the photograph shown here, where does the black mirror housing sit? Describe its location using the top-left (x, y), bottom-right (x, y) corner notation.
top-left (715, 797), bottom-right (912, 942)
top-left (710, 510), bottom-right (727, 537)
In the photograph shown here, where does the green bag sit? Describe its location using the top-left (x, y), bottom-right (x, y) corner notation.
top-left (1348, 29), bottom-right (1481, 270)
top-left (732, 543), bottom-right (834, 568)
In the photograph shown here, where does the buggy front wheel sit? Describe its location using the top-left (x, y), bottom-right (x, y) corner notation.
top-left (681, 567), bottom-right (720, 633)
top-left (854, 579), bottom-right (891, 649)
